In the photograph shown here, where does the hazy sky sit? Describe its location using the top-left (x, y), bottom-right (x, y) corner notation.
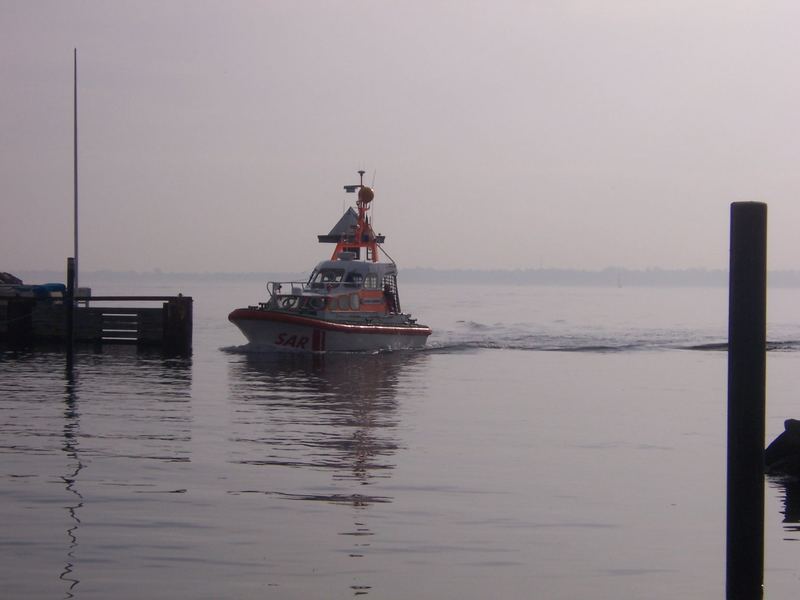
top-left (3, 1), bottom-right (800, 274)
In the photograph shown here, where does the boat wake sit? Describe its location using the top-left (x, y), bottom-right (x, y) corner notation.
top-left (223, 337), bottom-right (800, 355)
top-left (422, 320), bottom-right (800, 353)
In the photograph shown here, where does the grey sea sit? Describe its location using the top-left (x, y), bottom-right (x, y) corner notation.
top-left (3, 279), bottom-right (800, 599)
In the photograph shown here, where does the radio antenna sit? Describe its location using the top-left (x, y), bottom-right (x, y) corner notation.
top-left (370, 170), bottom-right (377, 230)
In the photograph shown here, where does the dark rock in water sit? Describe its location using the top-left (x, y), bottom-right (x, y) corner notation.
top-left (765, 419), bottom-right (800, 476)
top-left (0, 272), bottom-right (22, 285)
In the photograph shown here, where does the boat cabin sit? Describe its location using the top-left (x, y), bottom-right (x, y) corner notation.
top-left (306, 257), bottom-right (401, 314)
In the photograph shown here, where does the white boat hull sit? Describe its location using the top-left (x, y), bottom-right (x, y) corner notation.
top-left (229, 308), bottom-right (431, 353)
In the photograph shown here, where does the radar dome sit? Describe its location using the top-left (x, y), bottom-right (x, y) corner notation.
top-left (358, 186), bottom-right (374, 203)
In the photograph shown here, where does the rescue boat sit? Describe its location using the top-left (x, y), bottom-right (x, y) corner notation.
top-left (228, 172), bottom-right (432, 352)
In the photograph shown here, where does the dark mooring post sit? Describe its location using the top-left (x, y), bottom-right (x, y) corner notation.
top-left (162, 295), bottom-right (193, 355)
top-left (727, 202), bottom-right (767, 600)
top-left (66, 257), bottom-right (76, 353)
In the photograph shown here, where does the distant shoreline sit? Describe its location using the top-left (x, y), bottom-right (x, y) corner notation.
top-left (11, 267), bottom-right (800, 287)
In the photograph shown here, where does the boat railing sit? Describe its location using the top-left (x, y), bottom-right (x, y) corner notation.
top-left (267, 281), bottom-right (309, 299)
top-left (267, 280), bottom-right (360, 300)
top-left (264, 281), bottom-right (330, 313)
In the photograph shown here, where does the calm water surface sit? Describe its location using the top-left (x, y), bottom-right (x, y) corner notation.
top-left (2, 281), bottom-right (800, 598)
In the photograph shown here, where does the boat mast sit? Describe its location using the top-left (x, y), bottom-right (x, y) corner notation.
top-left (334, 171), bottom-right (379, 262)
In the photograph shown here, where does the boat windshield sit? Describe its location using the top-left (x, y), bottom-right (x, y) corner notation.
top-left (309, 268), bottom-right (346, 288)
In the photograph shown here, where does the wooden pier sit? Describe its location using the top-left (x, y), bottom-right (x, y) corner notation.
top-left (0, 294), bottom-right (192, 354)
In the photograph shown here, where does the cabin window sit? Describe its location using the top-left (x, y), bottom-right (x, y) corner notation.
top-left (344, 272), bottom-right (364, 288)
top-left (364, 273), bottom-right (379, 289)
top-left (310, 268), bottom-right (345, 287)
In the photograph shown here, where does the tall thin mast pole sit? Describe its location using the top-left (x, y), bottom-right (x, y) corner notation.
top-left (73, 48), bottom-right (79, 288)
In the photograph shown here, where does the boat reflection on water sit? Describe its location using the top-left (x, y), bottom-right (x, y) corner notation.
top-left (226, 350), bottom-right (429, 596)
top-left (227, 350), bottom-right (429, 506)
